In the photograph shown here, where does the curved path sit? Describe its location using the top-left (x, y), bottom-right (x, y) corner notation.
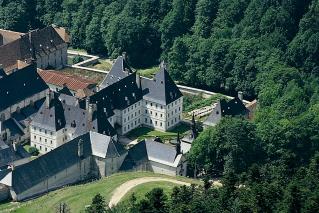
top-left (108, 177), bottom-right (191, 207)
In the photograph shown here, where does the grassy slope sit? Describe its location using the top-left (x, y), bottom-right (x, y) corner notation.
top-left (0, 172), bottom-right (198, 213)
top-left (121, 181), bottom-right (179, 203)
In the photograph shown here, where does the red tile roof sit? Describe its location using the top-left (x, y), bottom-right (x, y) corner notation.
top-left (37, 70), bottom-right (96, 91)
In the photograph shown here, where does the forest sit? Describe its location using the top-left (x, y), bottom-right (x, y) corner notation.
top-left (1, 0), bottom-right (319, 212)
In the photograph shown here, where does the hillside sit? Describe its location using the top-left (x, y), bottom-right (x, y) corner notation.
top-left (0, 172), bottom-right (198, 213)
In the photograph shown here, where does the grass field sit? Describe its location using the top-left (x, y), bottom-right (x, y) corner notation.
top-left (88, 58), bottom-right (113, 71)
top-left (126, 123), bottom-right (190, 141)
top-left (121, 181), bottom-right (179, 203)
top-left (136, 66), bottom-right (160, 78)
top-left (0, 172), bottom-right (198, 213)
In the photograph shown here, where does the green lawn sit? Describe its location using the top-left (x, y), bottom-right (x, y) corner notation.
top-left (88, 58), bottom-right (113, 71)
top-left (121, 181), bottom-right (180, 202)
top-left (136, 66), bottom-right (160, 78)
top-left (0, 172), bottom-right (198, 213)
top-left (126, 124), bottom-right (190, 141)
top-left (60, 67), bottom-right (105, 84)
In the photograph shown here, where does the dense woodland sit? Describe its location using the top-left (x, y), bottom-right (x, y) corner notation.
top-left (1, 0), bottom-right (319, 212)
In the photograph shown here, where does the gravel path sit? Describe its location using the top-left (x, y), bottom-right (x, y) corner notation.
top-left (108, 177), bottom-right (191, 207)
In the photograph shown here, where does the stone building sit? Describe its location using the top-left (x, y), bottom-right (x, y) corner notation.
top-left (0, 64), bottom-right (49, 145)
top-left (0, 132), bottom-right (126, 201)
top-left (97, 56), bottom-right (183, 135)
top-left (0, 26), bottom-right (68, 74)
top-left (30, 91), bottom-right (116, 154)
top-left (203, 93), bottom-right (250, 128)
top-left (120, 138), bottom-right (187, 176)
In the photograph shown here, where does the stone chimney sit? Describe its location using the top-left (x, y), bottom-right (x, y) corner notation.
top-left (87, 103), bottom-right (96, 131)
top-left (238, 91), bottom-right (243, 101)
top-left (45, 90), bottom-right (53, 108)
top-left (13, 142), bottom-right (17, 152)
top-left (78, 139), bottom-right (83, 158)
top-left (176, 132), bottom-right (181, 155)
top-left (136, 73), bottom-right (142, 89)
top-left (122, 52), bottom-right (127, 61)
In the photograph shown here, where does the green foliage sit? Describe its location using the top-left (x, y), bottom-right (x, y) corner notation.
top-left (72, 55), bottom-right (84, 64)
top-left (86, 193), bottom-right (106, 213)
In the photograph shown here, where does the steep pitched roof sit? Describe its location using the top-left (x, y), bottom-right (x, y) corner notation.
top-left (204, 97), bottom-right (249, 126)
top-left (121, 139), bottom-right (181, 170)
top-left (32, 94), bottom-right (66, 131)
top-left (91, 72), bottom-right (142, 111)
top-left (0, 26), bottom-right (66, 72)
top-left (100, 56), bottom-right (133, 88)
top-left (0, 144), bottom-right (30, 168)
top-left (0, 64), bottom-right (48, 111)
top-left (0, 67), bottom-right (6, 78)
top-left (141, 66), bottom-right (183, 105)
top-left (11, 132), bottom-right (125, 194)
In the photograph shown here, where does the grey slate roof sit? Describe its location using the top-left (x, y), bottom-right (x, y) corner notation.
top-left (32, 94), bottom-right (66, 131)
top-left (0, 64), bottom-right (48, 111)
top-left (121, 139), bottom-right (178, 170)
top-left (91, 72), bottom-right (142, 111)
top-left (204, 97), bottom-right (249, 126)
top-left (100, 56), bottom-right (133, 88)
top-left (141, 66), bottom-right (183, 105)
top-left (0, 68), bottom-right (6, 78)
top-left (11, 132), bottom-right (126, 194)
top-left (32, 93), bottom-right (116, 137)
top-left (0, 144), bottom-right (30, 168)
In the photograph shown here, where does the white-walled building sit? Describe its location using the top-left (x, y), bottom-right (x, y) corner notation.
top-left (30, 91), bottom-right (116, 154)
top-left (0, 131), bottom-right (126, 201)
top-left (0, 26), bottom-right (68, 74)
top-left (97, 56), bottom-right (183, 135)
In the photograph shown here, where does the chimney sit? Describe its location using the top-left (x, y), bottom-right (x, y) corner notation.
top-left (238, 91), bottom-right (243, 101)
top-left (176, 132), bottom-right (181, 155)
top-left (78, 139), bottom-right (83, 158)
top-left (85, 97), bottom-right (90, 110)
top-left (87, 103), bottom-right (96, 131)
top-left (13, 142), bottom-right (17, 152)
top-left (45, 90), bottom-right (53, 108)
top-left (122, 52), bottom-right (127, 61)
top-left (136, 73), bottom-right (142, 89)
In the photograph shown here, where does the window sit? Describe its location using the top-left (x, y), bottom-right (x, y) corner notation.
top-left (34, 135), bottom-right (36, 139)
top-left (145, 118), bottom-right (147, 123)
top-left (51, 140), bottom-right (53, 144)
top-left (40, 146), bottom-right (42, 150)
top-left (45, 139), bottom-right (47, 143)
top-left (145, 109), bottom-right (147, 113)
top-left (155, 121), bottom-right (158, 126)
top-left (151, 103), bottom-right (153, 107)
top-left (160, 122), bottom-right (162, 127)
top-left (39, 137), bottom-right (42, 142)
top-left (160, 114), bottom-right (163, 118)
top-left (155, 113), bottom-right (158, 117)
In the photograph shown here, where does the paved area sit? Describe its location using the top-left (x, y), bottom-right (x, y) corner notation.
top-left (108, 177), bottom-right (191, 207)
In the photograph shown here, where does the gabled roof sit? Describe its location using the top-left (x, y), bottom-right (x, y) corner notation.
top-left (38, 70), bottom-right (96, 91)
top-left (32, 94), bottom-right (66, 131)
top-left (121, 139), bottom-right (181, 170)
top-left (90, 132), bottom-right (125, 158)
top-left (58, 86), bottom-right (73, 96)
top-left (0, 144), bottom-right (30, 168)
top-left (91, 72), bottom-right (142, 111)
top-left (204, 97), bottom-right (249, 126)
top-left (0, 26), bottom-right (66, 72)
top-left (141, 66), bottom-right (183, 105)
top-left (11, 132), bottom-right (126, 194)
top-left (100, 56), bottom-right (133, 88)
top-left (0, 64), bottom-right (48, 111)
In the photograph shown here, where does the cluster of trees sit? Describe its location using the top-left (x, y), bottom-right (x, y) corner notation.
top-left (1, 0), bottom-right (317, 97)
top-left (1, 0), bottom-right (319, 211)
top-left (110, 156), bottom-right (319, 212)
